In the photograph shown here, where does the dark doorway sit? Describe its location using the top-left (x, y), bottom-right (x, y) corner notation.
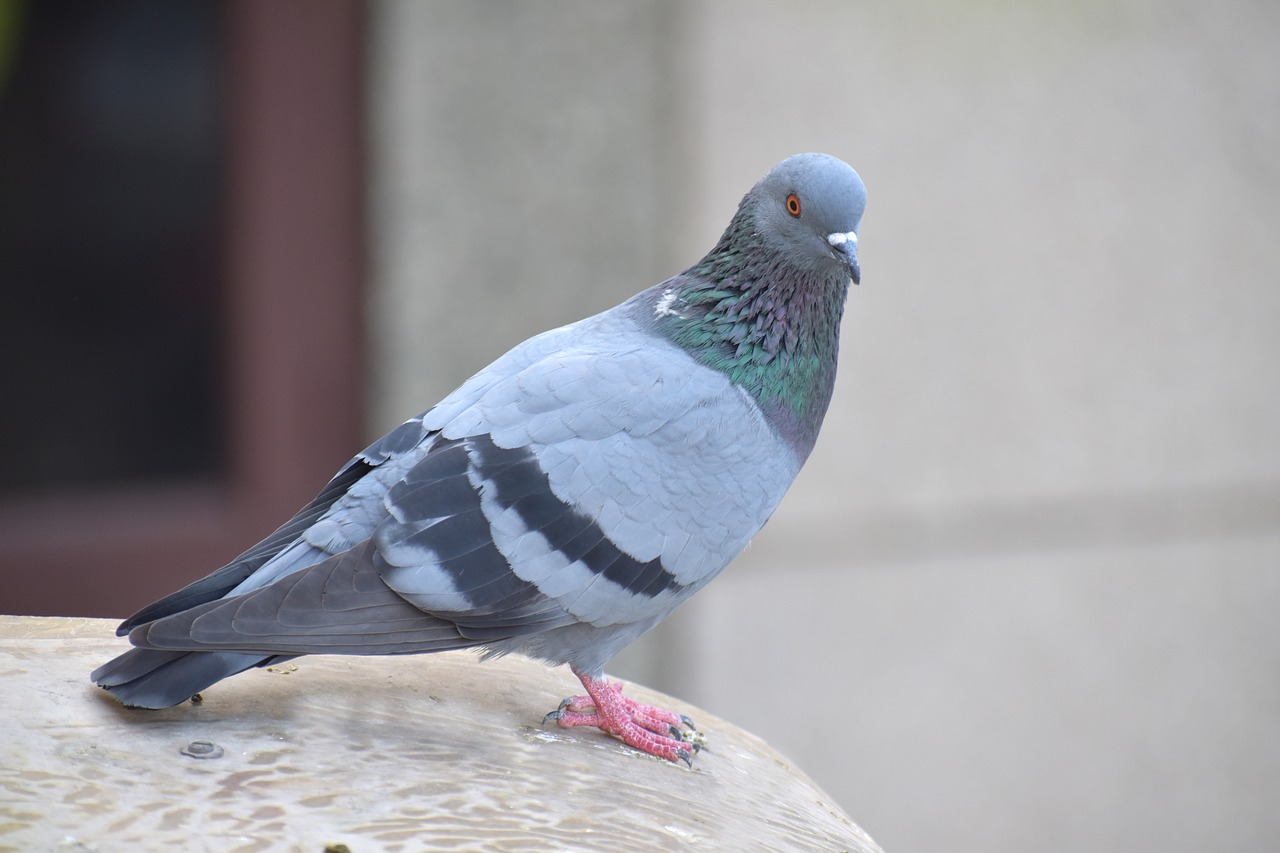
top-left (0, 0), bottom-right (366, 618)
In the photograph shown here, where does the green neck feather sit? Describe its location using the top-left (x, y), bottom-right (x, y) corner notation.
top-left (657, 215), bottom-right (849, 454)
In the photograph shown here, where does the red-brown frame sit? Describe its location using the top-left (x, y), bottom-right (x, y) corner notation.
top-left (0, 0), bottom-right (367, 618)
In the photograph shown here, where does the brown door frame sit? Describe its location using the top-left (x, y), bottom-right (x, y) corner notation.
top-left (0, 0), bottom-right (366, 618)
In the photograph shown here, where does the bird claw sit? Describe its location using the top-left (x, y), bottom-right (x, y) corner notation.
top-left (543, 696), bottom-right (577, 722)
top-left (667, 721), bottom-right (705, 752)
top-left (544, 670), bottom-right (705, 766)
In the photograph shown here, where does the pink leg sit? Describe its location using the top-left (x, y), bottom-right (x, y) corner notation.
top-left (544, 668), bottom-right (703, 766)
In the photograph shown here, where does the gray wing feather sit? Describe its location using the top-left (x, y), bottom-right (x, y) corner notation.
top-left (114, 417), bottom-right (429, 635)
top-left (134, 541), bottom-right (470, 655)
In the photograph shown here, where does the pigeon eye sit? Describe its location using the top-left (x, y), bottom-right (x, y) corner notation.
top-left (786, 193), bottom-right (802, 217)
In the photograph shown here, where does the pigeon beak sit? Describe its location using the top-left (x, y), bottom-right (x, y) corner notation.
top-left (827, 231), bottom-right (860, 285)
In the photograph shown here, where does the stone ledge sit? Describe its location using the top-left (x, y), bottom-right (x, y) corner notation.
top-left (0, 615), bottom-right (879, 852)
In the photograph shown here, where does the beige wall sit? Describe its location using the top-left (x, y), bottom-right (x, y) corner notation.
top-left (369, 2), bottom-right (1280, 849)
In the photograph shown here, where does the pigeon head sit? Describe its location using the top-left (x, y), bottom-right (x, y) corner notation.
top-left (652, 152), bottom-right (867, 456)
top-left (746, 152), bottom-right (866, 285)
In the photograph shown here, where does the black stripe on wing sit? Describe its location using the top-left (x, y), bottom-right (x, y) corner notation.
top-left (469, 435), bottom-right (685, 599)
top-left (379, 438), bottom-right (546, 617)
top-left (376, 433), bottom-right (687, 637)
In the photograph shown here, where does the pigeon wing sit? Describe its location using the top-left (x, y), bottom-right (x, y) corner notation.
top-left (381, 308), bottom-right (804, 636)
top-left (128, 306), bottom-right (802, 665)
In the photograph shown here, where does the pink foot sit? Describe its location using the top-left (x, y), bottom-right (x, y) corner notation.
top-left (544, 667), bottom-right (703, 766)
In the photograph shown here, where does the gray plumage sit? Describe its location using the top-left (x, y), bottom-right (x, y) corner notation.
top-left (93, 153), bottom-right (867, 739)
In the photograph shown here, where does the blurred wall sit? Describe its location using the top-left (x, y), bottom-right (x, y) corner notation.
top-left (366, 2), bottom-right (690, 431)
top-left (367, 2), bottom-right (1280, 850)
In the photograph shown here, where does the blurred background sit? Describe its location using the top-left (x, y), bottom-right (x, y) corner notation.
top-left (2, 1), bottom-right (1278, 850)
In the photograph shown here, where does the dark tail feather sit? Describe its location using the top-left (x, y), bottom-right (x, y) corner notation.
top-left (90, 647), bottom-right (279, 709)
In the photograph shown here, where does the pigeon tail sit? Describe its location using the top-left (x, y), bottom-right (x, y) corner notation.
top-left (90, 647), bottom-right (283, 709)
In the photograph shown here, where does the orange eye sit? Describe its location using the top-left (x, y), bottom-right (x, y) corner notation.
top-left (785, 193), bottom-right (801, 217)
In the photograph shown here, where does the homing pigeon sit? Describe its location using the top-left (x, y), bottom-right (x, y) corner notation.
top-left (92, 152), bottom-right (867, 766)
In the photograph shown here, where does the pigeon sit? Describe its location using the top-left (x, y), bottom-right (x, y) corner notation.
top-left (92, 152), bottom-right (867, 766)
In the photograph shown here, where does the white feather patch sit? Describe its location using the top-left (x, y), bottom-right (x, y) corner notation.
top-left (654, 287), bottom-right (687, 318)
